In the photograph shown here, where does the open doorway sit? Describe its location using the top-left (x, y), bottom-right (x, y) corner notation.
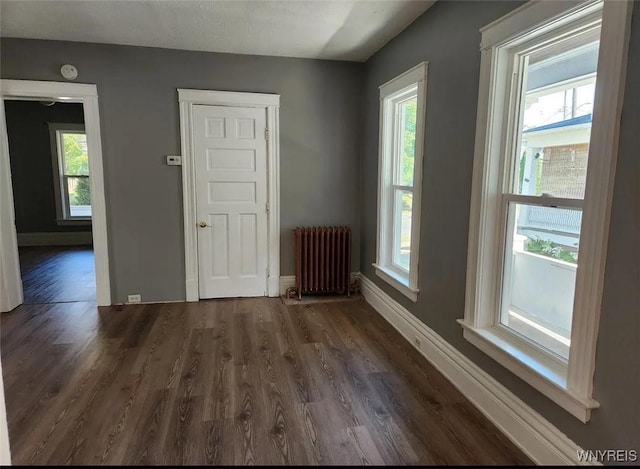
top-left (0, 80), bottom-right (111, 311)
top-left (5, 100), bottom-right (96, 304)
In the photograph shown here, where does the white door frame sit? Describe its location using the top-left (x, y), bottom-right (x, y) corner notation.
top-left (178, 89), bottom-right (280, 301)
top-left (0, 79), bottom-right (111, 310)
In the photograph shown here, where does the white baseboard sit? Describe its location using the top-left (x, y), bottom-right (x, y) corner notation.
top-left (359, 274), bottom-right (591, 466)
top-left (114, 300), bottom-right (185, 306)
top-left (17, 231), bottom-right (92, 247)
top-left (279, 275), bottom-right (296, 295)
top-left (279, 272), bottom-right (361, 296)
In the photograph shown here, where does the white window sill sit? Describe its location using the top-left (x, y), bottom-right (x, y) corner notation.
top-left (56, 218), bottom-right (92, 226)
top-left (372, 263), bottom-right (418, 302)
top-left (457, 320), bottom-right (599, 423)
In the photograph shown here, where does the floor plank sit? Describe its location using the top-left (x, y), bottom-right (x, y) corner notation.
top-left (18, 246), bottom-right (96, 304)
top-left (2, 295), bottom-right (532, 465)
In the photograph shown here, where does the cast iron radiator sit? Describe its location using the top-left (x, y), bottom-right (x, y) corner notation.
top-left (286, 226), bottom-right (357, 300)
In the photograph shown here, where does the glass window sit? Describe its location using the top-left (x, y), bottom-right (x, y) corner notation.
top-left (391, 95), bottom-right (416, 272)
top-left (463, 0), bottom-right (632, 423)
top-left (375, 62), bottom-right (427, 301)
top-left (499, 27), bottom-right (600, 360)
top-left (500, 203), bottom-right (581, 359)
top-left (56, 130), bottom-right (92, 219)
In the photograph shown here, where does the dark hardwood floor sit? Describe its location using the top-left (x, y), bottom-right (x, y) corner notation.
top-left (19, 245), bottom-right (96, 304)
top-left (1, 293), bottom-right (531, 465)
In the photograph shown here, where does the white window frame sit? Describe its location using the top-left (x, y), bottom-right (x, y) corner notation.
top-left (460, 0), bottom-right (632, 423)
top-left (48, 123), bottom-right (92, 225)
top-left (374, 62), bottom-right (428, 302)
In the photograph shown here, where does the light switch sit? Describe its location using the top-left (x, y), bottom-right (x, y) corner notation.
top-left (166, 155), bottom-right (182, 166)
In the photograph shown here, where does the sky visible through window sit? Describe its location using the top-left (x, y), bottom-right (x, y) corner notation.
top-left (524, 82), bottom-right (596, 130)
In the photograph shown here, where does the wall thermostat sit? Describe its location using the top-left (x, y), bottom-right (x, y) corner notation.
top-left (60, 64), bottom-right (78, 81)
top-left (166, 155), bottom-right (182, 166)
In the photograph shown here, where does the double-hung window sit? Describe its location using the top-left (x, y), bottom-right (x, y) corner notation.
top-left (461, 0), bottom-right (632, 422)
top-left (374, 62), bottom-right (428, 302)
top-left (49, 123), bottom-right (92, 224)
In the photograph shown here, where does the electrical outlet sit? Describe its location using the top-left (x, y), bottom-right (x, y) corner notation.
top-left (166, 155), bottom-right (182, 166)
top-left (414, 337), bottom-right (421, 348)
top-left (127, 294), bottom-right (141, 303)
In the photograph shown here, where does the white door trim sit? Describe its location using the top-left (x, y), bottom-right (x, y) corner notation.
top-left (178, 89), bottom-right (280, 301)
top-left (0, 79), bottom-right (111, 309)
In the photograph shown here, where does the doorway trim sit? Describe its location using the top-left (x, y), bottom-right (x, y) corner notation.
top-left (178, 89), bottom-right (280, 301)
top-left (0, 79), bottom-right (111, 309)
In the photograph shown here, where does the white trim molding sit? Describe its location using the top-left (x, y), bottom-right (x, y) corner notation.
top-left (0, 361), bottom-right (11, 465)
top-left (565, 0), bottom-right (633, 407)
top-left (0, 96), bottom-right (23, 312)
top-left (479, 0), bottom-right (603, 51)
top-left (115, 299), bottom-right (184, 306)
top-left (375, 62), bottom-right (428, 302)
top-left (458, 321), bottom-right (599, 422)
top-left (372, 263), bottom-right (418, 302)
top-left (178, 89), bottom-right (280, 301)
top-left (279, 275), bottom-right (296, 296)
top-left (17, 232), bottom-right (93, 247)
top-left (462, 0), bottom-right (633, 422)
top-left (0, 79), bottom-right (111, 308)
top-left (359, 274), bottom-right (592, 466)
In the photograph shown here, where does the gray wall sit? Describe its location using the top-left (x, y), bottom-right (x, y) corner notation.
top-left (5, 100), bottom-right (90, 234)
top-left (360, 0), bottom-right (638, 454)
top-left (2, 0), bottom-right (637, 453)
top-left (1, 39), bottom-right (364, 303)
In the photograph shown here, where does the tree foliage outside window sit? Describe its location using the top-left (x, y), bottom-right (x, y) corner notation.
top-left (524, 236), bottom-right (578, 263)
top-left (63, 133), bottom-right (91, 206)
top-left (74, 177), bottom-right (91, 206)
top-left (402, 99), bottom-right (417, 187)
top-left (63, 134), bottom-right (89, 175)
top-left (401, 99), bottom-right (417, 214)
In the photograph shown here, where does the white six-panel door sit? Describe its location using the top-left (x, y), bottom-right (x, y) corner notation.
top-left (193, 105), bottom-right (268, 298)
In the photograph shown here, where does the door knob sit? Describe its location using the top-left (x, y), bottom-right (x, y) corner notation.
top-left (199, 221), bottom-right (208, 228)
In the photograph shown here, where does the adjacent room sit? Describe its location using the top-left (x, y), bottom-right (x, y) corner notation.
top-left (4, 99), bottom-right (96, 305)
top-left (0, 0), bottom-right (638, 466)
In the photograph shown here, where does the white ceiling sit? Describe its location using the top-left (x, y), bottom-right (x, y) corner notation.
top-left (0, 0), bottom-right (435, 62)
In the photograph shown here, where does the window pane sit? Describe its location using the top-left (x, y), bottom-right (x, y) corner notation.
top-left (500, 202), bottom-right (581, 359)
top-left (62, 133), bottom-right (90, 176)
top-left (67, 176), bottom-right (92, 217)
top-left (396, 97), bottom-right (417, 187)
top-left (574, 82), bottom-right (596, 118)
top-left (392, 189), bottom-right (412, 271)
top-left (514, 32), bottom-right (599, 199)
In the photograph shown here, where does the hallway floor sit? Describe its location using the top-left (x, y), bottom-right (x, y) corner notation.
top-left (1, 295), bottom-right (531, 465)
top-left (18, 245), bottom-right (96, 304)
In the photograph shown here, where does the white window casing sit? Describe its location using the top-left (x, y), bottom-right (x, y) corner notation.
top-left (460, 0), bottom-right (633, 422)
top-left (374, 62), bottom-right (428, 302)
top-left (48, 123), bottom-right (92, 225)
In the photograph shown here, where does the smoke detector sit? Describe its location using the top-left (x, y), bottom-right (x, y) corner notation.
top-left (60, 64), bottom-right (78, 81)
